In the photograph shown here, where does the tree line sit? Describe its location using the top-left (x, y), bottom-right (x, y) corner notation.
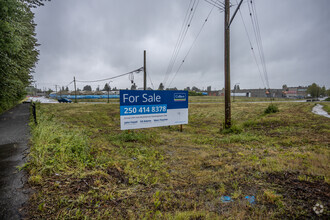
top-left (0, 0), bottom-right (47, 112)
top-left (306, 83), bottom-right (329, 98)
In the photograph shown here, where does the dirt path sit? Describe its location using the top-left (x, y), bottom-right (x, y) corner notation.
top-left (0, 103), bottom-right (31, 219)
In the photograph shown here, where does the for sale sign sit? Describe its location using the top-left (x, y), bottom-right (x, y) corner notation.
top-left (120, 90), bottom-right (188, 130)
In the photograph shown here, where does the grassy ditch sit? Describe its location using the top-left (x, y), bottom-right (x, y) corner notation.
top-left (322, 102), bottom-right (330, 114)
top-left (25, 102), bottom-right (329, 219)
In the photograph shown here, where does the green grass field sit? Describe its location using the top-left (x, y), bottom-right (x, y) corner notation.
top-left (25, 102), bottom-right (329, 219)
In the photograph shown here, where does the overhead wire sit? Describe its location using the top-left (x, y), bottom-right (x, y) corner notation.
top-left (204, 0), bottom-right (224, 10)
top-left (247, 0), bottom-right (270, 89)
top-left (251, 0), bottom-right (270, 89)
top-left (215, 0), bottom-right (225, 7)
top-left (235, 0), bottom-right (266, 88)
top-left (64, 80), bottom-right (74, 88)
top-left (167, 5), bottom-right (217, 88)
top-left (147, 72), bottom-right (155, 89)
top-left (75, 67), bottom-right (143, 83)
top-left (163, 0), bottom-right (200, 86)
top-left (162, 0), bottom-right (194, 85)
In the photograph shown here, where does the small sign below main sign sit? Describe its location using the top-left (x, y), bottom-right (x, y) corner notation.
top-left (120, 90), bottom-right (188, 130)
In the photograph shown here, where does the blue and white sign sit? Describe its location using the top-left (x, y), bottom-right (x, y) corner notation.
top-left (120, 90), bottom-right (188, 130)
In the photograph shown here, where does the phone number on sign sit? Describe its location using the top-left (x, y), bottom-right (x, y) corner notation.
top-left (121, 104), bottom-right (167, 115)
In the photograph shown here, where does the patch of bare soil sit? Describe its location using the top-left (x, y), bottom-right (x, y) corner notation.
top-left (267, 172), bottom-right (329, 219)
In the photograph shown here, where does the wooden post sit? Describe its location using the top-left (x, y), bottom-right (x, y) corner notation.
top-left (224, 0), bottom-right (231, 128)
top-left (55, 85), bottom-right (58, 99)
top-left (74, 77), bottom-right (77, 103)
top-left (32, 102), bottom-right (37, 125)
top-left (144, 50), bottom-right (147, 90)
top-left (180, 124), bottom-right (183, 132)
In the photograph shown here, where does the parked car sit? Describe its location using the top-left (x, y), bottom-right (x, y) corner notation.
top-left (58, 98), bottom-right (72, 103)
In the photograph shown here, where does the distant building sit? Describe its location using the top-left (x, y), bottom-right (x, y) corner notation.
top-left (207, 91), bottom-right (220, 96)
top-left (220, 88), bottom-right (284, 98)
top-left (282, 86), bottom-right (307, 98)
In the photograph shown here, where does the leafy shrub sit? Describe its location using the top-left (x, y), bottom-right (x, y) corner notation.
top-left (264, 104), bottom-right (279, 114)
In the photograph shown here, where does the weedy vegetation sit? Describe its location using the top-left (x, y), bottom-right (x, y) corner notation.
top-left (264, 104), bottom-right (279, 114)
top-left (25, 100), bottom-right (329, 219)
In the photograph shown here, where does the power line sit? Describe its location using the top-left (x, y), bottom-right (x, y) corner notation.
top-left (162, 0), bottom-right (194, 85)
top-left (147, 71), bottom-right (155, 89)
top-left (64, 80), bottom-right (74, 88)
top-left (251, 0), bottom-right (270, 89)
top-left (235, 0), bottom-right (265, 88)
top-left (204, 0), bottom-right (224, 10)
top-left (75, 67), bottom-right (143, 83)
top-left (167, 6), bottom-right (217, 88)
top-left (247, 0), bottom-right (270, 89)
top-left (165, 0), bottom-right (201, 85)
top-left (163, 0), bottom-right (200, 86)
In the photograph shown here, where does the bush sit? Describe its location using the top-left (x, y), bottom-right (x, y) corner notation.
top-left (264, 104), bottom-right (279, 114)
top-left (221, 124), bottom-right (242, 134)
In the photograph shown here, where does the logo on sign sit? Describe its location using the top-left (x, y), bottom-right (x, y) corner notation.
top-left (174, 93), bottom-right (186, 102)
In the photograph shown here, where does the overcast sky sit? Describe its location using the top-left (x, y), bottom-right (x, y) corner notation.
top-left (32, 0), bottom-right (330, 91)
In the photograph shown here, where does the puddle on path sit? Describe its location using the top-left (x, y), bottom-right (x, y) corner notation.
top-left (312, 104), bottom-right (330, 118)
top-left (0, 143), bottom-right (29, 219)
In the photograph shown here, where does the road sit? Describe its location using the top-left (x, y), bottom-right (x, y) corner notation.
top-left (0, 103), bottom-right (31, 219)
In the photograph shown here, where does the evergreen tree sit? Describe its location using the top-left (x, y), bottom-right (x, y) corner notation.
top-left (83, 85), bottom-right (92, 91)
top-left (320, 86), bottom-right (326, 96)
top-left (158, 83), bottom-right (164, 90)
top-left (103, 83), bottom-right (110, 91)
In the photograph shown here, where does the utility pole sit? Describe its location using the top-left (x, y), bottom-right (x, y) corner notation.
top-left (143, 50), bottom-right (147, 90)
top-left (224, 0), bottom-right (231, 128)
top-left (107, 87), bottom-right (110, 103)
top-left (107, 81), bottom-right (112, 103)
top-left (74, 77), bottom-right (77, 103)
top-left (223, 0), bottom-right (244, 128)
top-left (55, 85), bottom-right (58, 99)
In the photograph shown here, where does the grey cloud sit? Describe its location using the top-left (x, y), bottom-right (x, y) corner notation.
top-left (33, 0), bottom-right (330, 91)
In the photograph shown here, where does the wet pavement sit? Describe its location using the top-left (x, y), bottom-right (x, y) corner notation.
top-left (0, 103), bottom-right (31, 219)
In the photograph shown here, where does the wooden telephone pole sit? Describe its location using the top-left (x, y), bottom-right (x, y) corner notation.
top-left (74, 77), bottom-right (77, 103)
top-left (224, 0), bottom-right (244, 128)
top-left (224, 0), bottom-right (231, 128)
top-left (55, 85), bottom-right (58, 99)
top-left (144, 50), bottom-right (147, 90)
